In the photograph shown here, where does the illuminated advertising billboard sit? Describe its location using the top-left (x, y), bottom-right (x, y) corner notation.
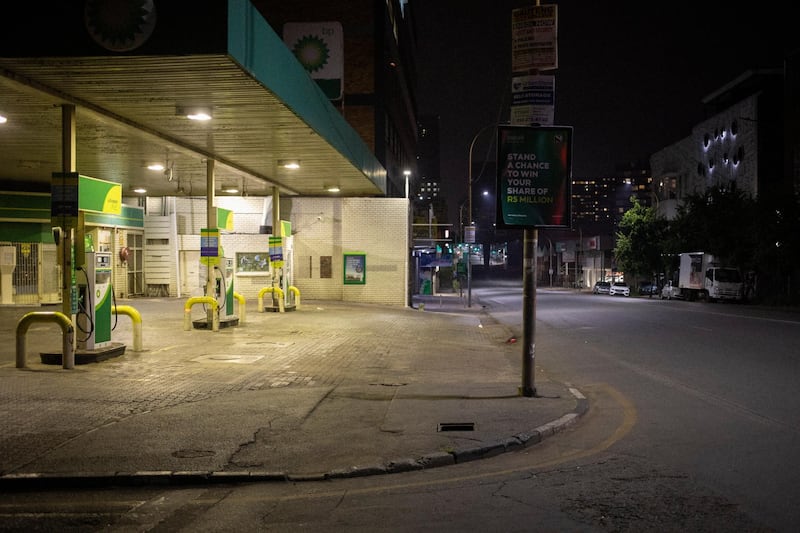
top-left (496, 125), bottom-right (572, 228)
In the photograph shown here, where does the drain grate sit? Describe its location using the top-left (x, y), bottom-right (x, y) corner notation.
top-left (437, 422), bottom-right (475, 432)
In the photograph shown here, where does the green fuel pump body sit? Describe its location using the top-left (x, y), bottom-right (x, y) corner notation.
top-left (77, 251), bottom-right (112, 350)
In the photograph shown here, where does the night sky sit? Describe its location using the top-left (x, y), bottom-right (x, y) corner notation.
top-left (414, 1), bottom-right (793, 201)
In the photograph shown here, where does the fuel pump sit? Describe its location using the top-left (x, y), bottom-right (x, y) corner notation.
top-left (198, 257), bottom-right (238, 328)
top-left (77, 251), bottom-right (113, 350)
top-left (40, 238), bottom-right (124, 365)
top-left (220, 257), bottom-right (235, 320)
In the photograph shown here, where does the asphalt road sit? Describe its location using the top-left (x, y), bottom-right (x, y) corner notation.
top-left (478, 283), bottom-right (800, 531)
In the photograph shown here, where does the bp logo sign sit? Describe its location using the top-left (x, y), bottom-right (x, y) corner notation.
top-left (84, 0), bottom-right (157, 52)
top-left (284, 22), bottom-right (343, 101)
top-left (292, 35), bottom-right (331, 73)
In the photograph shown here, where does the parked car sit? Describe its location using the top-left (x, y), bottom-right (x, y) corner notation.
top-left (660, 280), bottom-right (682, 300)
top-left (609, 281), bottom-right (630, 296)
top-left (593, 281), bottom-right (611, 294)
top-left (639, 281), bottom-right (658, 296)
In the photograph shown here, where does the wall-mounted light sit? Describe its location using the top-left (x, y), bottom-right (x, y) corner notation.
top-left (0, 114), bottom-right (7, 124)
top-left (147, 163), bottom-right (164, 171)
top-left (326, 185), bottom-right (340, 193)
top-left (279, 159), bottom-right (300, 169)
top-left (220, 184), bottom-right (239, 194)
top-left (133, 187), bottom-right (147, 194)
top-left (177, 105), bottom-right (212, 121)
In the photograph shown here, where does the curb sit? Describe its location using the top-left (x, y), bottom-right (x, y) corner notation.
top-left (0, 389), bottom-right (589, 490)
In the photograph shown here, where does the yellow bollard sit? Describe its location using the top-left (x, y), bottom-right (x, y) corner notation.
top-left (258, 286), bottom-right (285, 313)
top-left (113, 305), bottom-right (143, 351)
top-left (288, 285), bottom-right (300, 309)
top-left (16, 311), bottom-right (74, 369)
top-left (233, 292), bottom-right (246, 324)
top-left (183, 296), bottom-right (219, 331)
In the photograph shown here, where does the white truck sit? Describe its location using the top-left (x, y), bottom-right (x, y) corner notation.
top-left (677, 252), bottom-right (744, 302)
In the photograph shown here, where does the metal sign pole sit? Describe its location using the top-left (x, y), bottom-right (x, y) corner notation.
top-left (521, 227), bottom-right (537, 397)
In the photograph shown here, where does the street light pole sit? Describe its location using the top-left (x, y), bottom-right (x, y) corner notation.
top-left (467, 123), bottom-right (494, 308)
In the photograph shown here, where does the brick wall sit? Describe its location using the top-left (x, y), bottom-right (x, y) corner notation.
top-left (286, 197), bottom-right (409, 305)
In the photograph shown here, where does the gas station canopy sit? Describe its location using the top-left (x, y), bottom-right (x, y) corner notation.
top-left (0, 0), bottom-right (387, 199)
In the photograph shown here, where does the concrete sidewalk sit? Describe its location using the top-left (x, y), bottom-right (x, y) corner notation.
top-left (0, 291), bottom-right (586, 487)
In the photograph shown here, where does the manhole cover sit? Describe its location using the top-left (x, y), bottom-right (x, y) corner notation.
top-left (244, 341), bottom-right (293, 347)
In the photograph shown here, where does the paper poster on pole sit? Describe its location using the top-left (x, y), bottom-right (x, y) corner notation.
top-left (511, 4), bottom-right (558, 72)
top-left (510, 74), bottom-right (555, 126)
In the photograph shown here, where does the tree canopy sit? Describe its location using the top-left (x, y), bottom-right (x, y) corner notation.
top-left (613, 186), bottom-right (799, 304)
top-left (613, 197), bottom-right (666, 282)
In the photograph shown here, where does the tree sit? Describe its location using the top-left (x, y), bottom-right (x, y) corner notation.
top-left (664, 186), bottom-right (756, 267)
top-left (614, 197), bottom-right (667, 284)
top-left (751, 191), bottom-right (800, 304)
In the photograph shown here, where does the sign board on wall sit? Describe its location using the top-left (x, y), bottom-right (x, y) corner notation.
top-left (343, 253), bottom-right (366, 285)
top-left (496, 125), bottom-right (572, 228)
